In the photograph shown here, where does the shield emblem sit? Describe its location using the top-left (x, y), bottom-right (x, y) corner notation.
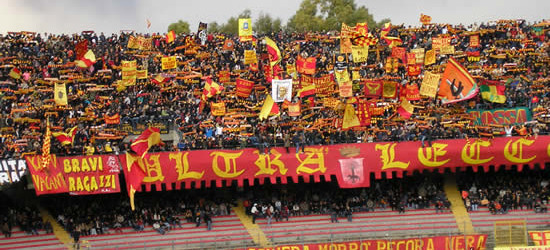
top-left (339, 158), bottom-right (364, 185)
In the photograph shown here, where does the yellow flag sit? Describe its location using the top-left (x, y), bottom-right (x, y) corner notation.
top-left (419, 71), bottom-right (441, 98)
top-left (244, 50), bottom-right (257, 65)
top-left (342, 104), bottom-right (360, 129)
top-left (54, 82), bottom-right (68, 106)
top-left (351, 45), bottom-right (369, 63)
top-left (238, 18), bottom-right (253, 42)
top-left (259, 95), bottom-right (275, 120)
top-left (161, 56), bottom-right (177, 70)
top-left (424, 49), bottom-right (436, 66)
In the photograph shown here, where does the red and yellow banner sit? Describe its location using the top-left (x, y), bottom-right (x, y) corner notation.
top-left (300, 74), bottom-right (334, 96)
top-left (529, 231), bottom-right (550, 246)
top-left (26, 155), bottom-right (121, 195)
top-left (246, 234), bottom-right (487, 250)
top-left (161, 56), bottom-right (177, 70)
top-left (236, 78), bottom-right (254, 98)
top-left (119, 136), bottom-right (550, 191)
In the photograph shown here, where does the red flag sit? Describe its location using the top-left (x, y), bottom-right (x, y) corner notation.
top-left (235, 78), bottom-right (254, 98)
top-left (52, 126), bottom-right (78, 146)
top-left (355, 23), bottom-right (368, 36)
top-left (296, 56), bottom-right (316, 75)
top-left (123, 153), bottom-right (147, 211)
top-left (363, 80), bottom-right (382, 98)
top-left (131, 127), bottom-right (162, 158)
top-left (75, 40), bottom-right (88, 60)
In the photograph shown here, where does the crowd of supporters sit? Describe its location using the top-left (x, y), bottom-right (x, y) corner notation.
top-left (458, 167), bottom-right (550, 214)
top-left (0, 19), bottom-right (549, 159)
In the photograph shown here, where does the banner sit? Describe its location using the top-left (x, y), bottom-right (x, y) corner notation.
top-left (236, 78), bottom-right (254, 98)
top-left (364, 80), bottom-right (382, 98)
top-left (391, 47), bottom-right (406, 62)
top-left (238, 18), bottom-right (253, 42)
top-left (272, 79), bottom-right (292, 102)
top-left (296, 56), bottom-right (316, 75)
top-left (438, 57), bottom-right (478, 104)
top-left (161, 56), bottom-right (177, 70)
top-left (54, 82), bottom-right (68, 106)
top-left (382, 81), bottom-right (398, 99)
top-left (335, 70), bottom-right (352, 97)
top-left (247, 234), bottom-right (487, 250)
top-left (104, 114), bottom-right (121, 125)
top-left (411, 48), bottom-right (425, 64)
top-left (243, 50), bottom-right (257, 65)
top-left (0, 159), bottom-right (27, 185)
top-left (424, 49), bottom-right (436, 66)
top-left (117, 135), bottom-right (550, 191)
top-left (351, 45), bottom-right (368, 63)
top-left (211, 102), bottom-right (226, 116)
top-left (467, 107), bottom-right (532, 126)
top-left (441, 45), bottom-right (455, 55)
top-left (340, 38), bottom-right (352, 54)
top-left (420, 14), bottom-right (432, 25)
top-left (420, 71), bottom-right (440, 98)
top-left (470, 35), bottom-right (480, 48)
top-left (529, 231), bottom-right (550, 246)
top-left (127, 36), bottom-right (152, 50)
top-left (301, 74), bottom-right (334, 96)
top-left (288, 102), bottom-right (301, 117)
top-left (217, 70), bottom-right (230, 83)
top-left (136, 69), bottom-right (148, 80)
top-left (26, 155), bottom-right (121, 195)
top-left (122, 60), bottom-right (137, 85)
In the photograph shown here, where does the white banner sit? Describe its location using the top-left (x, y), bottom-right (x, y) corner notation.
top-left (272, 79), bottom-right (293, 102)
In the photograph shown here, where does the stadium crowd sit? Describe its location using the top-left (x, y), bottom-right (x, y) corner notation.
top-left (0, 19), bottom-right (549, 159)
top-left (458, 167), bottom-right (550, 214)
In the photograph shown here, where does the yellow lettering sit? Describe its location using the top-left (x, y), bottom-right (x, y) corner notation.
top-left (90, 176), bottom-right (98, 191)
top-left (81, 158), bottom-right (90, 172)
top-left (254, 149), bottom-right (288, 176)
top-left (406, 240), bottom-right (415, 250)
top-left (476, 235), bottom-right (486, 250)
top-left (211, 151), bottom-right (245, 178)
top-left (282, 247), bottom-right (290, 250)
top-left (418, 143), bottom-right (450, 167)
top-left (376, 143), bottom-right (410, 170)
top-left (99, 175), bottom-right (105, 188)
top-left (291, 246), bottom-right (300, 250)
top-left (32, 175), bottom-right (42, 191)
top-left (461, 140), bottom-right (494, 165)
top-left (63, 159), bottom-right (72, 173)
top-left (71, 158), bottom-right (80, 173)
top-left (140, 155), bottom-right (165, 182)
top-left (111, 174), bottom-right (116, 189)
top-left (415, 239), bottom-right (423, 249)
top-left (426, 238), bottom-right (434, 250)
top-left (295, 148), bottom-right (327, 174)
top-left (361, 242), bottom-right (371, 249)
top-left (377, 241), bottom-right (386, 250)
top-left (169, 152), bottom-right (204, 180)
top-left (319, 244), bottom-right (329, 250)
top-left (76, 176), bottom-right (84, 191)
top-left (68, 177), bottom-right (75, 191)
top-left (349, 243), bottom-right (358, 250)
top-left (455, 236), bottom-right (464, 250)
top-left (466, 236), bottom-right (475, 249)
top-left (504, 138), bottom-right (536, 163)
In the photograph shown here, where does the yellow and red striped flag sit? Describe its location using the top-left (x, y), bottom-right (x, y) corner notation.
top-left (166, 30), bottom-right (176, 44)
top-left (131, 127), bottom-right (162, 158)
top-left (41, 119), bottom-right (52, 170)
top-left (52, 126), bottom-right (78, 146)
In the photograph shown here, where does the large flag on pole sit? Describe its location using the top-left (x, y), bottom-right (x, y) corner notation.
top-left (75, 50), bottom-right (96, 68)
top-left (131, 127), bottom-right (162, 158)
top-left (265, 37), bottom-right (282, 67)
top-left (52, 126), bottom-right (78, 146)
top-left (438, 57), bottom-right (478, 104)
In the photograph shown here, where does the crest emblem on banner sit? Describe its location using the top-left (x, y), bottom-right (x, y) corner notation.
top-left (338, 146), bottom-right (364, 185)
